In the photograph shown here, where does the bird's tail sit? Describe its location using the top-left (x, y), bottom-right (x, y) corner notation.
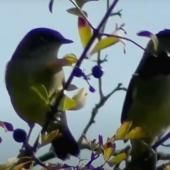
top-left (126, 140), bottom-right (157, 170)
top-left (48, 111), bottom-right (79, 159)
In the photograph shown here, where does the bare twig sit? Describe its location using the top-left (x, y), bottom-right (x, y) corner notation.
top-left (97, 50), bottom-right (104, 98)
top-left (100, 32), bottom-right (145, 51)
top-left (107, 0), bottom-right (110, 10)
top-left (78, 83), bottom-right (126, 143)
top-left (77, 1), bottom-right (127, 145)
top-left (152, 132), bottom-right (170, 149)
top-left (158, 152), bottom-right (170, 161)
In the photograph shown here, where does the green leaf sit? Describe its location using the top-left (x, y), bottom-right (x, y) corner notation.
top-left (30, 84), bottom-right (49, 105)
top-left (90, 36), bottom-right (119, 55)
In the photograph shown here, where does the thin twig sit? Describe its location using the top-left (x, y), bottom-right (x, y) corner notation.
top-left (97, 0), bottom-right (110, 99)
top-left (152, 132), bottom-right (170, 149)
top-left (97, 48), bottom-right (104, 98)
top-left (101, 32), bottom-right (145, 51)
top-left (107, 0), bottom-right (110, 10)
top-left (78, 83), bottom-right (126, 143)
top-left (158, 152), bottom-right (170, 160)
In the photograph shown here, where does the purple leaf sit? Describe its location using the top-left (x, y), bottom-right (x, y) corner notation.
top-left (98, 135), bottom-right (103, 146)
top-left (49, 0), bottom-right (54, 13)
top-left (137, 30), bottom-right (153, 37)
top-left (4, 121), bottom-right (14, 131)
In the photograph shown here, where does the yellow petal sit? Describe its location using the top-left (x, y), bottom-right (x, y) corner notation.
top-left (90, 36), bottom-right (119, 55)
top-left (78, 16), bottom-right (92, 47)
top-left (126, 126), bottom-right (146, 139)
top-left (59, 95), bottom-right (77, 111)
top-left (103, 147), bottom-right (113, 161)
top-left (102, 140), bottom-right (115, 161)
top-left (109, 152), bottom-right (127, 165)
top-left (63, 53), bottom-right (78, 65)
top-left (115, 121), bottom-right (133, 140)
top-left (71, 88), bottom-right (87, 110)
top-left (47, 56), bottom-right (77, 72)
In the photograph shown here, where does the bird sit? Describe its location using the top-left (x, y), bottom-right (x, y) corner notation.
top-left (5, 27), bottom-right (80, 159)
top-left (121, 29), bottom-right (170, 170)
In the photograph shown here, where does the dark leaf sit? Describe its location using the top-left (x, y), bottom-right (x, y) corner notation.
top-left (49, 0), bottom-right (54, 13)
top-left (3, 121), bottom-right (14, 131)
top-left (137, 30), bottom-right (153, 37)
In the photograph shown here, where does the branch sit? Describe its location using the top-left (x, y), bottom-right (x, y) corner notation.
top-left (158, 152), bottom-right (170, 160)
top-left (78, 83), bottom-right (126, 143)
top-left (42, 0), bottom-right (120, 135)
top-left (100, 32), bottom-right (145, 51)
top-left (152, 132), bottom-right (170, 149)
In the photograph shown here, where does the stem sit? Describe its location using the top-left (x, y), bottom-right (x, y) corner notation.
top-left (78, 83), bottom-right (126, 143)
top-left (97, 51), bottom-right (104, 98)
top-left (42, 0), bottom-right (120, 132)
top-left (152, 132), bottom-right (170, 149)
top-left (101, 32), bottom-right (145, 51)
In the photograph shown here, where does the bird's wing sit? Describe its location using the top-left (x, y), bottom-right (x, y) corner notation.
top-left (121, 74), bottom-right (137, 123)
top-left (121, 49), bottom-right (170, 123)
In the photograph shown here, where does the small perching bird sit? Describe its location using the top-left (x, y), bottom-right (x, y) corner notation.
top-left (121, 29), bottom-right (170, 170)
top-left (5, 27), bottom-right (79, 159)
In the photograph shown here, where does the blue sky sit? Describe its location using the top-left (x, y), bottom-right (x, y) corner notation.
top-left (0, 0), bottom-right (170, 163)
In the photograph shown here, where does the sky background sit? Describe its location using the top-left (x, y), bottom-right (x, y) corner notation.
top-left (0, 0), bottom-right (170, 163)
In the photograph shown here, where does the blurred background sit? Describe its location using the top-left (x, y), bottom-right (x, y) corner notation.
top-left (0, 0), bottom-right (170, 163)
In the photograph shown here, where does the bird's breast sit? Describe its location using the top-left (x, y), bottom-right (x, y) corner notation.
top-left (128, 75), bottom-right (170, 138)
top-left (6, 59), bottom-right (64, 125)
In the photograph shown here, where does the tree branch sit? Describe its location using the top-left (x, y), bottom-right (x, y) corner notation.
top-left (78, 83), bottom-right (126, 143)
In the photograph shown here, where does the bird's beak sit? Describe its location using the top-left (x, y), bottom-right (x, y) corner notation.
top-left (61, 37), bottom-right (73, 44)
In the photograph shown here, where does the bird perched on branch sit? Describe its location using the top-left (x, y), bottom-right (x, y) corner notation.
top-left (5, 27), bottom-right (79, 159)
top-left (121, 29), bottom-right (170, 170)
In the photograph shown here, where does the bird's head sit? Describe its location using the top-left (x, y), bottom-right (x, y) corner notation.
top-left (12, 28), bottom-right (73, 59)
top-left (146, 29), bottom-right (170, 57)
